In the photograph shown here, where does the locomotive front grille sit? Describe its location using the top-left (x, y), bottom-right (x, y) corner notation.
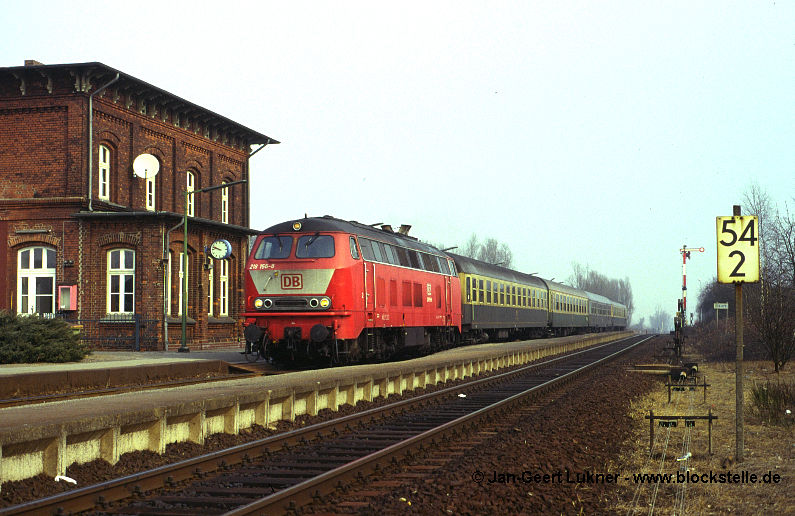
top-left (274, 298), bottom-right (309, 309)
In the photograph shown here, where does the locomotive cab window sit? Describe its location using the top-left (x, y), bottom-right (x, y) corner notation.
top-left (255, 236), bottom-right (292, 259)
top-left (296, 235), bottom-right (335, 258)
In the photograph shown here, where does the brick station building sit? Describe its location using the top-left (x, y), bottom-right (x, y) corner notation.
top-left (0, 60), bottom-right (278, 350)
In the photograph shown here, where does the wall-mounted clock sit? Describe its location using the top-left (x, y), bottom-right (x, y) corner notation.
top-left (209, 239), bottom-right (233, 260)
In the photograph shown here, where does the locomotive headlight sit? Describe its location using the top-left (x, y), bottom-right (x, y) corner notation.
top-left (253, 298), bottom-right (265, 309)
top-left (309, 298), bottom-right (319, 308)
top-left (319, 298), bottom-right (330, 308)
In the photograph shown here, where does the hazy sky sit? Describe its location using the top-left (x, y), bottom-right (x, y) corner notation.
top-left (2, 1), bottom-right (792, 327)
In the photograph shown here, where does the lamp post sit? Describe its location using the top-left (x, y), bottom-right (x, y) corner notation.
top-left (179, 179), bottom-right (247, 352)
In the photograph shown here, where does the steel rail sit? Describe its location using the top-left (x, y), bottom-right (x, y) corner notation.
top-left (0, 334), bottom-right (647, 516)
top-left (226, 334), bottom-right (653, 515)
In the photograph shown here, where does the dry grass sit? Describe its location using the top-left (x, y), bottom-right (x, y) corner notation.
top-left (611, 358), bottom-right (793, 515)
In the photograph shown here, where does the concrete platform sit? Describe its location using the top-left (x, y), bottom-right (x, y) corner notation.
top-left (0, 332), bottom-right (631, 486)
top-left (0, 349), bottom-right (252, 399)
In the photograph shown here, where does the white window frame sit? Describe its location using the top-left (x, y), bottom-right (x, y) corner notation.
top-left (98, 145), bottom-right (110, 201)
top-left (221, 181), bottom-right (228, 224)
top-left (107, 249), bottom-right (135, 314)
top-left (17, 246), bottom-right (57, 315)
top-left (186, 171), bottom-right (195, 217)
top-left (219, 259), bottom-right (228, 316)
top-left (165, 251), bottom-right (172, 316)
top-left (207, 260), bottom-right (214, 317)
top-left (146, 175), bottom-right (156, 211)
top-left (178, 251), bottom-right (188, 316)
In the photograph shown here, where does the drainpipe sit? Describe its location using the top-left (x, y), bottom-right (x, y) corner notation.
top-left (87, 73), bottom-right (119, 211)
top-left (163, 218), bottom-right (184, 350)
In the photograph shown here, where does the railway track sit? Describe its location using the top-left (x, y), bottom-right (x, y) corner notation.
top-left (1, 334), bottom-right (652, 515)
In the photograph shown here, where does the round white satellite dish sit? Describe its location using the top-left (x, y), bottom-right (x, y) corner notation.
top-left (132, 153), bottom-right (160, 179)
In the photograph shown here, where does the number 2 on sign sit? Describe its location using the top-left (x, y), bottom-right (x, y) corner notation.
top-left (716, 216), bottom-right (760, 284)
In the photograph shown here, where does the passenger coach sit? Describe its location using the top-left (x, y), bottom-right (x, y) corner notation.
top-left (450, 253), bottom-right (549, 342)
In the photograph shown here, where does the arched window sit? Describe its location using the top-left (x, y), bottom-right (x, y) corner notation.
top-left (186, 171), bottom-right (195, 217)
top-left (98, 145), bottom-right (111, 201)
top-left (221, 181), bottom-right (229, 224)
top-left (17, 246), bottom-right (56, 315)
top-left (107, 249), bottom-right (135, 314)
top-left (146, 174), bottom-right (156, 211)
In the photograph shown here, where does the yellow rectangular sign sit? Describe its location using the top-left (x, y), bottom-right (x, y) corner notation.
top-left (716, 216), bottom-right (760, 283)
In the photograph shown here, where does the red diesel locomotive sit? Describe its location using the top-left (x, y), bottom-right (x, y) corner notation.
top-left (242, 216), bottom-right (461, 363)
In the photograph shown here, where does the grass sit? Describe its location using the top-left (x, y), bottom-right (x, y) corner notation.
top-left (750, 380), bottom-right (794, 426)
top-left (611, 357), bottom-right (794, 515)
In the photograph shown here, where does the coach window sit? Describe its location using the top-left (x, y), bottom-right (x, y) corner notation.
top-left (466, 277), bottom-right (471, 302)
top-left (408, 250), bottom-right (421, 269)
top-left (349, 236), bottom-right (361, 260)
top-left (108, 249), bottom-right (135, 314)
top-left (382, 244), bottom-right (396, 265)
top-left (499, 284), bottom-right (505, 305)
top-left (17, 246), bottom-right (56, 315)
top-left (486, 280), bottom-right (492, 303)
top-left (395, 247), bottom-right (411, 267)
top-left (478, 279), bottom-right (484, 302)
top-left (371, 241), bottom-right (384, 262)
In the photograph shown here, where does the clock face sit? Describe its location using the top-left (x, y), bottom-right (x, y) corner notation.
top-left (210, 239), bottom-right (232, 260)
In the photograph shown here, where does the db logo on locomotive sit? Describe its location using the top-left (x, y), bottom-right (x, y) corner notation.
top-left (281, 274), bottom-right (303, 289)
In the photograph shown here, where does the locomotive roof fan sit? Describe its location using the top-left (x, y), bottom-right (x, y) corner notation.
top-left (132, 153), bottom-right (160, 179)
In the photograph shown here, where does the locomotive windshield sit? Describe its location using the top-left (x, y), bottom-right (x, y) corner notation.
top-left (254, 236), bottom-right (293, 259)
top-left (296, 234), bottom-right (335, 258)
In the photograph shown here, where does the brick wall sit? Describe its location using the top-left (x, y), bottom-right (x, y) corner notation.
top-left (0, 65), bottom-right (259, 349)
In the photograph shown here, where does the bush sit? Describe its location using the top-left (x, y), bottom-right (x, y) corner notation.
top-left (0, 311), bottom-right (90, 363)
top-left (750, 380), bottom-right (794, 426)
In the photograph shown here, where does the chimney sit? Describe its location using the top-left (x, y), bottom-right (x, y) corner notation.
top-left (25, 60), bottom-right (44, 66)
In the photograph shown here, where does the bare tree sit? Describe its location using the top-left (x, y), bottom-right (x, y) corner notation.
top-left (568, 262), bottom-right (634, 323)
top-left (732, 185), bottom-right (794, 371)
top-left (459, 234), bottom-right (514, 268)
top-left (649, 305), bottom-right (672, 333)
top-left (460, 234), bottom-right (480, 259)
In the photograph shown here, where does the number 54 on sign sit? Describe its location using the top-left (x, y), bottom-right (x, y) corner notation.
top-left (716, 216), bottom-right (760, 284)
